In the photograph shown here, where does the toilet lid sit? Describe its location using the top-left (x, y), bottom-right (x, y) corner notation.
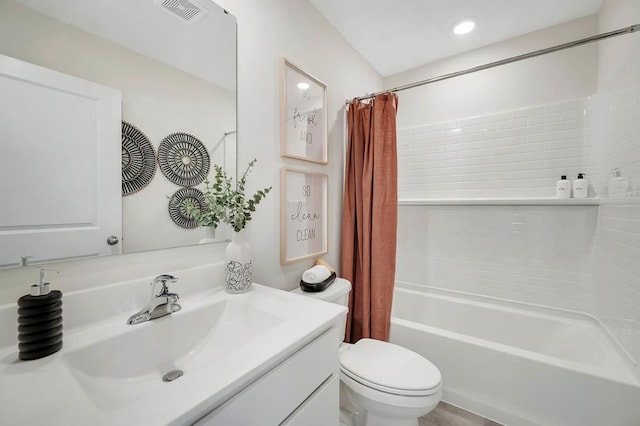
top-left (340, 338), bottom-right (441, 396)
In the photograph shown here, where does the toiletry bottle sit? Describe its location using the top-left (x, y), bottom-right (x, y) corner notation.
top-left (573, 173), bottom-right (588, 198)
top-left (556, 175), bottom-right (571, 198)
top-left (17, 269), bottom-right (63, 361)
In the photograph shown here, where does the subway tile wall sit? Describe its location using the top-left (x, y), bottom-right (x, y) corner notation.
top-left (396, 92), bottom-right (640, 367)
top-left (396, 98), bottom-right (601, 312)
top-left (396, 205), bottom-right (598, 313)
top-left (592, 83), bottom-right (640, 370)
top-left (591, 87), bottom-right (640, 197)
top-left (397, 98), bottom-right (597, 199)
top-left (595, 205), bottom-right (640, 368)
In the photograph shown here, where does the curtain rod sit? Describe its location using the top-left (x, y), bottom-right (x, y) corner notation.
top-left (347, 24), bottom-right (640, 104)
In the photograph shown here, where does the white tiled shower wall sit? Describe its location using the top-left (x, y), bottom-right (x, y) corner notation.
top-left (396, 204), bottom-right (598, 313)
top-left (593, 84), bottom-right (640, 367)
top-left (396, 98), bottom-right (602, 314)
top-left (595, 204), bottom-right (640, 365)
top-left (397, 91), bottom-right (640, 364)
top-left (395, 0), bottom-right (640, 379)
top-left (398, 98), bottom-right (599, 200)
top-left (592, 88), bottom-right (640, 196)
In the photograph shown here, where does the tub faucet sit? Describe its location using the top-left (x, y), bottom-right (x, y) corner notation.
top-left (127, 274), bottom-right (181, 325)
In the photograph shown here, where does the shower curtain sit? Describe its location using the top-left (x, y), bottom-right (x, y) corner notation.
top-left (341, 93), bottom-right (399, 343)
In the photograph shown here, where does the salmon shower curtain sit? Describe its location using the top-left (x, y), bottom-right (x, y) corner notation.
top-left (341, 93), bottom-right (399, 343)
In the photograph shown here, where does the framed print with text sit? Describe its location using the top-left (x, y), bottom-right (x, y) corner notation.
top-left (279, 58), bottom-right (328, 164)
top-left (280, 168), bottom-right (328, 264)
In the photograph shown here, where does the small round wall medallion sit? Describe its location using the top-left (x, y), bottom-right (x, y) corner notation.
top-left (157, 132), bottom-right (210, 187)
top-left (168, 187), bottom-right (206, 229)
top-left (121, 121), bottom-right (156, 196)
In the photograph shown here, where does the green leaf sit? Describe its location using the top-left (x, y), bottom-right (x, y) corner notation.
top-left (184, 159), bottom-right (271, 232)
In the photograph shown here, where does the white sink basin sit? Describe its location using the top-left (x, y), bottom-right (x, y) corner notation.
top-left (63, 293), bottom-right (283, 410)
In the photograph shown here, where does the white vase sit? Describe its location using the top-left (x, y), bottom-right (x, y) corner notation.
top-left (225, 228), bottom-right (252, 293)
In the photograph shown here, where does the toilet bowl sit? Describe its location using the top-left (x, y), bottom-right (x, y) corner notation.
top-left (291, 278), bottom-right (442, 426)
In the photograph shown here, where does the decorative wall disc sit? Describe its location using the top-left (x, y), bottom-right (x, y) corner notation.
top-left (121, 121), bottom-right (156, 196)
top-left (168, 187), bottom-right (205, 229)
top-left (157, 132), bottom-right (210, 187)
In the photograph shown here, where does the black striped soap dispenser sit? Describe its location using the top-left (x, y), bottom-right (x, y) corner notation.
top-left (17, 269), bottom-right (63, 361)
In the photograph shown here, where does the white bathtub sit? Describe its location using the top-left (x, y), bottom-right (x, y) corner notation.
top-left (389, 281), bottom-right (640, 426)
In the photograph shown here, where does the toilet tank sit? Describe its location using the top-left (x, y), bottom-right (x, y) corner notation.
top-left (291, 278), bottom-right (351, 342)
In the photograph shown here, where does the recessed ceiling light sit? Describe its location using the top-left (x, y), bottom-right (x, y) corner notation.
top-left (454, 20), bottom-right (476, 35)
top-left (297, 82), bottom-right (310, 90)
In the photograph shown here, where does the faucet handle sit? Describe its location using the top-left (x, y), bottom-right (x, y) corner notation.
top-left (151, 274), bottom-right (179, 297)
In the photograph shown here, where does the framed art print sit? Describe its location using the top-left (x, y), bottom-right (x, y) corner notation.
top-left (280, 58), bottom-right (328, 164)
top-left (280, 167), bottom-right (328, 264)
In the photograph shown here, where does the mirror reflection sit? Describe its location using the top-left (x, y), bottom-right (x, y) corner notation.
top-left (0, 0), bottom-right (236, 266)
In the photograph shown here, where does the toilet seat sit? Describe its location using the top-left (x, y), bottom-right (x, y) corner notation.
top-left (339, 338), bottom-right (441, 397)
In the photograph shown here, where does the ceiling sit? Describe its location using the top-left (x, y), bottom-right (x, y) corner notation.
top-left (12, 0), bottom-right (236, 90)
top-left (309, 0), bottom-right (604, 76)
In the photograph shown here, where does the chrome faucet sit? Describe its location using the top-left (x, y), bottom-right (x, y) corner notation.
top-left (127, 274), bottom-right (181, 325)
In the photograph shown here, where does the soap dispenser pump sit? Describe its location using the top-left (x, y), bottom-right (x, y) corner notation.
top-left (556, 175), bottom-right (571, 198)
top-left (17, 269), bottom-right (63, 361)
top-left (573, 173), bottom-right (588, 198)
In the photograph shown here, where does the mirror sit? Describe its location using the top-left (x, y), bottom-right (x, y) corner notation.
top-left (0, 0), bottom-right (236, 266)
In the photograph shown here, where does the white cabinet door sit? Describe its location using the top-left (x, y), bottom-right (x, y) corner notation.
top-left (0, 54), bottom-right (122, 267)
top-left (281, 374), bottom-right (340, 426)
top-left (195, 328), bottom-right (339, 426)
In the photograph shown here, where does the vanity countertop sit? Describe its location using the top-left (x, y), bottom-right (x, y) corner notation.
top-left (0, 282), bottom-right (345, 426)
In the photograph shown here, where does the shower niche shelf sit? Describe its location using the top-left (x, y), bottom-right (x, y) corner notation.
top-left (598, 197), bottom-right (640, 205)
top-left (398, 198), bottom-right (601, 206)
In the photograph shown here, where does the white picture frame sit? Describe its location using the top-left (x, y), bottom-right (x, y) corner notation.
top-left (280, 167), bottom-right (328, 264)
top-left (279, 58), bottom-right (328, 164)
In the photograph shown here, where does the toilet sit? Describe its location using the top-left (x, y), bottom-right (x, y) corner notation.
top-left (292, 278), bottom-right (442, 426)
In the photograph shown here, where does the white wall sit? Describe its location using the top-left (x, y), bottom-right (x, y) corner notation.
top-left (594, 0), bottom-right (640, 190)
top-left (385, 16), bottom-right (599, 128)
top-left (0, 0), bottom-right (382, 304)
top-left (597, 0), bottom-right (640, 91)
top-left (213, 0), bottom-right (382, 290)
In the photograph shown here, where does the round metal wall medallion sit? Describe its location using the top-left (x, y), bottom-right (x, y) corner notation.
top-left (168, 187), bottom-right (205, 229)
top-left (121, 121), bottom-right (157, 196)
top-left (157, 133), bottom-right (210, 187)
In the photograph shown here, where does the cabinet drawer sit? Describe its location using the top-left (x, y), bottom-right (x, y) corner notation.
top-left (281, 374), bottom-right (339, 426)
top-left (195, 327), bottom-right (338, 426)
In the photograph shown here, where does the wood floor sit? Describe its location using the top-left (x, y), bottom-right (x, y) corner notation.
top-left (419, 402), bottom-right (503, 426)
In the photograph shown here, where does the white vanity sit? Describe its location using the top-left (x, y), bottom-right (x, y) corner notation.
top-left (0, 264), bottom-right (346, 425)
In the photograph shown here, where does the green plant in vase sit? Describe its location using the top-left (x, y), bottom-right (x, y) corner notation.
top-left (181, 167), bottom-right (227, 230)
top-left (182, 159), bottom-right (272, 231)
top-left (220, 159), bottom-right (272, 232)
top-left (183, 159), bottom-right (271, 293)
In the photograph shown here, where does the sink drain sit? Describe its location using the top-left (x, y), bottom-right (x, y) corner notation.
top-left (162, 370), bottom-right (184, 382)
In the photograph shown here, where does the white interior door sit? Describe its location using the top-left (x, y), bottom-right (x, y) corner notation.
top-left (0, 54), bottom-right (122, 268)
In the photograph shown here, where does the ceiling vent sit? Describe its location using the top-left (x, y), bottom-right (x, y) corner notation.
top-left (155, 0), bottom-right (209, 25)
